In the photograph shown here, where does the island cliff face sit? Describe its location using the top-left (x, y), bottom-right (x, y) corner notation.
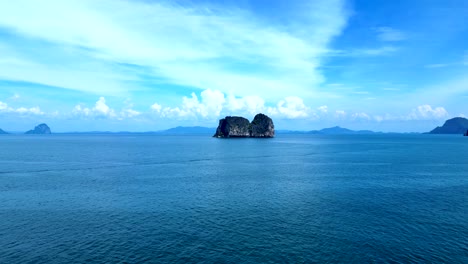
top-left (214, 116), bottom-right (251, 137)
top-left (214, 113), bottom-right (274, 138)
top-left (429, 117), bottom-right (468, 134)
top-left (249, 113), bottom-right (275, 137)
top-left (25, 123), bottom-right (51, 134)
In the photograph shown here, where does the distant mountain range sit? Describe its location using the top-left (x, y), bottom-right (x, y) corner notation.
top-left (160, 126), bottom-right (215, 134)
top-left (59, 126), bottom-right (217, 135)
top-left (52, 126), bottom-right (383, 135)
top-left (0, 125), bottom-right (396, 135)
top-left (153, 126), bottom-right (383, 135)
top-left (277, 126), bottom-right (382, 135)
top-left (104, 118), bottom-right (466, 135)
top-left (2, 117), bottom-right (468, 135)
top-left (428, 117), bottom-right (468, 134)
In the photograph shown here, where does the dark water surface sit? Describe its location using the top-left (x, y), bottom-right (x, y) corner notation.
top-left (0, 134), bottom-right (467, 263)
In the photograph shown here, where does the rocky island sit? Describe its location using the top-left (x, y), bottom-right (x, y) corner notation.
top-left (214, 113), bottom-right (274, 138)
top-left (429, 117), bottom-right (468, 134)
top-left (25, 123), bottom-right (52, 134)
top-left (0, 128), bottom-right (8, 134)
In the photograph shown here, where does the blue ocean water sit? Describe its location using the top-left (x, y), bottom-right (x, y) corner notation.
top-left (0, 134), bottom-right (467, 263)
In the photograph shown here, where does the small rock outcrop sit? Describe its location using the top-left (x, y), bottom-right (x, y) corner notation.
top-left (249, 113), bottom-right (275, 137)
top-left (214, 116), bottom-right (251, 137)
top-left (214, 113), bottom-right (275, 138)
top-left (429, 117), bottom-right (468, 134)
top-left (25, 123), bottom-right (51, 134)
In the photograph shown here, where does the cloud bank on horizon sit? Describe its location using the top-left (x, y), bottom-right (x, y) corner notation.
top-left (0, 0), bottom-right (467, 132)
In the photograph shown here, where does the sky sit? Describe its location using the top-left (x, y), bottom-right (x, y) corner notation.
top-left (0, 0), bottom-right (467, 132)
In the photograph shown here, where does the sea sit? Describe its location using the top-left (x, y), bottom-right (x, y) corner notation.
top-left (0, 134), bottom-right (467, 263)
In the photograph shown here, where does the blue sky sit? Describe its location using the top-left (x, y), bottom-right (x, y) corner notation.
top-left (0, 0), bottom-right (467, 132)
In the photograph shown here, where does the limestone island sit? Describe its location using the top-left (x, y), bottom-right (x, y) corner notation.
top-left (25, 123), bottom-right (52, 134)
top-left (214, 113), bottom-right (275, 138)
top-left (429, 117), bottom-right (468, 135)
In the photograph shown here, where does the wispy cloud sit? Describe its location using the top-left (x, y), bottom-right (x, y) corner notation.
top-left (330, 46), bottom-right (399, 57)
top-left (424, 63), bottom-right (451, 68)
top-left (375, 27), bottom-right (406, 42)
top-left (0, 0), bottom-right (349, 100)
top-left (354, 46), bottom-right (398, 56)
top-left (382, 88), bottom-right (400, 91)
top-left (10, 93), bottom-right (20, 100)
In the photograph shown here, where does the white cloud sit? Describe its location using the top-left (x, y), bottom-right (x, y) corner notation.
top-left (351, 112), bottom-right (371, 120)
top-left (152, 89), bottom-right (313, 120)
top-left (225, 94), bottom-right (266, 115)
top-left (376, 113), bottom-right (403, 122)
top-left (150, 103), bottom-right (162, 113)
top-left (155, 89), bottom-right (226, 119)
top-left (317, 105), bottom-right (328, 113)
top-left (0, 101), bottom-right (44, 115)
top-left (374, 115), bottom-right (384, 122)
top-left (73, 97), bottom-right (141, 120)
top-left (0, 101), bottom-right (7, 111)
top-left (73, 97), bottom-right (117, 118)
top-left (120, 109), bottom-right (141, 119)
top-left (335, 110), bottom-right (347, 118)
top-left (375, 27), bottom-right (406, 42)
top-left (275, 96), bottom-right (309, 118)
top-left (408, 105), bottom-right (449, 120)
top-left (359, 105), bottom-right (450, 123)
top-left (399, 76), bottom-right (468, 112)
top-left (0, 0), bottom-right (349, 100)
top-left (119, 99), bottom-right (141, 119)
top-left (73, 105), bottom-right (91, 116)
top-left (16, 107), bottom-right (43, 115)
top-left (94, 97), bottom-right (114, 116)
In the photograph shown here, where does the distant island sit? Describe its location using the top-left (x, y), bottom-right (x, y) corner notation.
top-left (428, 117), bottom-right (468, 134)
top-left (214, 113), bottom-right (275, 138)
top-left (0, 128), bottom-right (8, 134)
top-left (25, 123), bottom-right (52, 134)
